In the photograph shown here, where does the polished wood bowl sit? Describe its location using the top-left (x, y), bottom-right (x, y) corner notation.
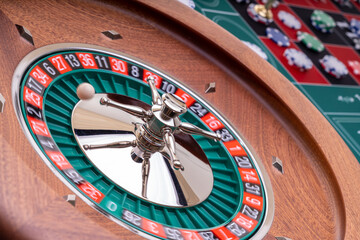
top-left (0, 0), bottom-right (359, 239)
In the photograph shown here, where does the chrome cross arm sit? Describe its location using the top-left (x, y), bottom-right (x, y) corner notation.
top-left (147, 76), bottom-right (162, 106)
top-left (178, 122), bottom-right (221, 141)
top-left (83, 140), bottom-right (137, 150)
top-left (100, 97), bottom-right (151, 119)
top-left (162, 128), bottom-right (184, 171)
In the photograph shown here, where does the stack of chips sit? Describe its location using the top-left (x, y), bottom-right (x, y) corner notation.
top-left (333, 0), bottom-right (350, 5)
top-left (319, 55), bottom-right (348, 78)
top-left (278, 10), bottom-right (301, 30)
top-left (242, 41), bottom-right (268, 60)
top-left (266, 27), bottom-right (290, 47)
top-left (284, 48), bottom-right (313, 71)
top-left (297, 31), bottom-right (325, 52)
top-left (348, 60), bottom-right (360, 75)
top-left (350, 18), bottom-right (360, 37)
top-left (177, 0), bottom-right (195, 9)
top-left (247, 3), bottom-right (273, 24)
top-left (310, 10), bottom-right (336, 33)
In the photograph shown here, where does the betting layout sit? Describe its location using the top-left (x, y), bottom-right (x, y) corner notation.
top-left (191, 0), bottom-right (360, 163)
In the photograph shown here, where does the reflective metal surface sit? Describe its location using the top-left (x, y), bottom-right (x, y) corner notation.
top-left (72, 93), bottom-right (214, 207)
top-left (86, 77), bottom-right (220, 173)
top-left (15, 24), bottom-right (34, 45)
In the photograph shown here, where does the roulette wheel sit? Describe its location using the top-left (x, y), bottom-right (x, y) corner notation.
top-left (0, 0), bottom-right (359, 239)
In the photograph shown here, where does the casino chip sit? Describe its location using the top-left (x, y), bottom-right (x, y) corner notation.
top-left (333, 0), bottom-right (350, 5)
top-left (297, 31), bottom-right (324, 52)
top-left (247, 4), bottom-right (260, 22)
top-left (284, 48), bottom-right (313, 71)
top-left (266, 27), bottom-right (290, 47)
top-left (278, 10), bottom-right (301, 30)
top-left (348, 60), bottom-right (360, 75)
top-left (242, 41), bottom-right (268, 60)
top-left (261, 0), bottom-right (279, 8)
top-left (350, 18), bottom-right (360, 37)
top-left (177, 0), bottom-right (195, 8)
top-left (310, 10), bottom-right (336, 33)
top-left (319, 55), bottom-right (348, 78)
top-left (247, 3), bottom-right (273, 25)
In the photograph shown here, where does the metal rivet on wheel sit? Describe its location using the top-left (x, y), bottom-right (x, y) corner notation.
top-left (0, 93), bottom-right (5, 113)
top-left (272, 156), bottom-right (284, 174)
top-left (102, 30), bottom-right (122, 40)
top-left (15, 24), bottom-right (34, 45)
top-left (63, 194), bottom-right (76, 207)
top-left (205, 82), bottom-right (216, 93)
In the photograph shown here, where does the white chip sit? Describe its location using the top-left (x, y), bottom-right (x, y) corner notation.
top-left (348, 60), bottom-right (360, 75)
top-left (177, 0), bottom-right (195, 9)
top-left (284, 48), bottom-right (313, 71)
top-left (319, 55), bottom-right (348, 78)
top-left (278, 10), bottom-right (301, 30)
top-left (242, 41), bottom-right (268, 60)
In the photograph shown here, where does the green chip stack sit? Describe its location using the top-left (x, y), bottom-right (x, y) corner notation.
top-left (297, 31), bottom-right (325, 52)
top-left (310, 10), bottom-right (336, 33)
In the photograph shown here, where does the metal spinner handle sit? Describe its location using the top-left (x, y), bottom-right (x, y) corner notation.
top-left (77, 77), bottom-right (221, 198)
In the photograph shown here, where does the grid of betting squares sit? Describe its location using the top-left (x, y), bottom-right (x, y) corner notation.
top-left (230, 0), bottom-right (360, 86)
